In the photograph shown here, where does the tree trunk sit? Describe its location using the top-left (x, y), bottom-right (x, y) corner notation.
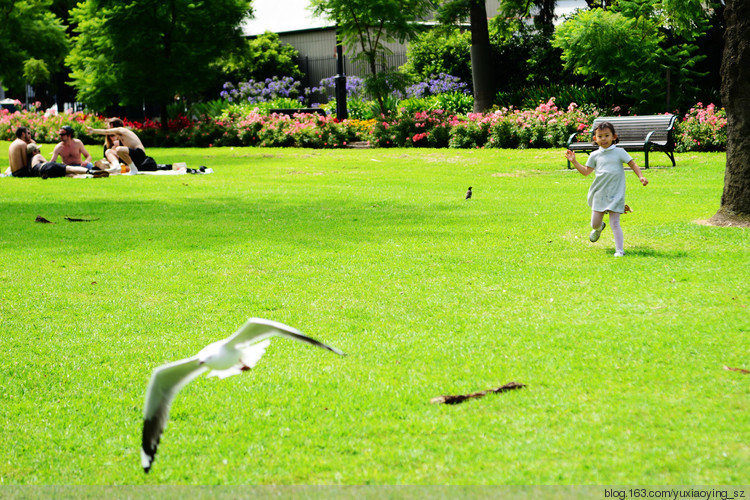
top-left (719, 0), bottom-right (750, 216)
top-left (469, 0), bottom-right (494, 113)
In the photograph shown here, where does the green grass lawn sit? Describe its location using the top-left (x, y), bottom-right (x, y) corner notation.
top-left (0, 144), bottom-right (747, 485)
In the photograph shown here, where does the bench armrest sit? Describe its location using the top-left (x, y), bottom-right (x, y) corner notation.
top-left (644, 130), bottom-right (656, 145)
top-left (567, 132), bottom-right (579, 148)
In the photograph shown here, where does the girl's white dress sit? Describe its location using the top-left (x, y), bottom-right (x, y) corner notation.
top-left (585, 145), bottom-right (632, 213)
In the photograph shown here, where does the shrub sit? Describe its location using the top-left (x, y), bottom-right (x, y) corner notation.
top-left (495, 84), bottom-right (618, 112)
top-left (449, 118), bottom-right (490, 149)
top-left (369, 110), bottom-right (453, 148)
top-left (674, 103), bottom-right (727, 152)
top-left (368, 99), bottom-right (591, 149)
top-left (431, 92), bottom-right (474, 115)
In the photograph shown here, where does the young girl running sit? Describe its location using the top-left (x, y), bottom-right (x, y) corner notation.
top-left (565, 121), bottom-right (648, 257)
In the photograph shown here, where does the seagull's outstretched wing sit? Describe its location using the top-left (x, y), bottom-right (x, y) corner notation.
top-left (141, 356), bottom-right (206, 473)
top-left (226, 317), bottom-right (346, 356)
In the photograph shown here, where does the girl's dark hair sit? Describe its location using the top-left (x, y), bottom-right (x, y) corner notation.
top-left (593, 121), bottom-right (619, 143)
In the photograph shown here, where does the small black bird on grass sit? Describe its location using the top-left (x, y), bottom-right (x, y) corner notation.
top-left (465, 187), bottom-right (472, 200)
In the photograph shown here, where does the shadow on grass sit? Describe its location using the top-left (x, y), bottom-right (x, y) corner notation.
top-left (619, 246), bottom-right (689, 258)
top-left (3, 196), bottom-right (486, 253)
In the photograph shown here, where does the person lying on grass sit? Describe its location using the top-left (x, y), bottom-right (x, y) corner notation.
top-left (565, 121), bottom-right (648, 257)
top-left (13, 143), bottom-right (108, 178)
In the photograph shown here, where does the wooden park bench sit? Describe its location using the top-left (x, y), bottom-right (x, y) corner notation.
top-left (567, 115), bottom-right (677, 169)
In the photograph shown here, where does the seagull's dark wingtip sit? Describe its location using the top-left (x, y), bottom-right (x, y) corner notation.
top-left (141, 448), bottom-right (155, 473)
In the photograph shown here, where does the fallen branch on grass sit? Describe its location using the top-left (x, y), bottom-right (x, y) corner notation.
top-left (430, 381), bottom-right (526, 405)
top-left (724, 366), bottom-right (749, 374)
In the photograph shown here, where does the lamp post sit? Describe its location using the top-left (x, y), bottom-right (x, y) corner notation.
top-left (334, 27), bottom-right (348, 120)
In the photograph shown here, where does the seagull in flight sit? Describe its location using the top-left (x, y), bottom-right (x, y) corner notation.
top-left (141, 317), bottom-right (345, 473)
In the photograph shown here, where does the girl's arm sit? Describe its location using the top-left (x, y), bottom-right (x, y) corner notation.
top-left (566, 150), bottom-right (594, 176)
top-left (627, 160), bottom-right (648, 186)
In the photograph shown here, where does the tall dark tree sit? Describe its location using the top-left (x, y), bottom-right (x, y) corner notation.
top-left (437, 0), bottom-right (495, 112)
top-left (717, 0), bottom-right (750, 218)
top-left (468, 0), bottom-right (494, 112)
top-left (67, 0), bottom-right (252, 128)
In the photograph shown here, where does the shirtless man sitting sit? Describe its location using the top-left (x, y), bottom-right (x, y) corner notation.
top-left (51, 125), bottom-right (95, 170)
top-left (87, 118), bottom-right (157, 175)
top-left (5, 126), bottom-right (35, 176)
top-left (21, 144), bottom-right (108, 178)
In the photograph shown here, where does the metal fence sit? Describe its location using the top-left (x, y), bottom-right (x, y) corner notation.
top-left (298, 53), bottom-right (408, 101)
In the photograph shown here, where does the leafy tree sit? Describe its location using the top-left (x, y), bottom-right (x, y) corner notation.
top-left (401, 27), bottom-right (472, 86)
top-left (552, 8), bottom-right (666, 111)
top-left (67, 0), bottom-right (252, 128)
top-left (310, 0), bottom-right (433, 115)
top-left (65, 1), bottom-right (117, 112)
top-left (0, 0), bottom-right (68, 99)
top-left (552, 0), bottom-right (714, 113)
top-left (489, 17), bottom-right (567, 90)
top-left (217, 31), bottom-right (303, 83)
top-left (23, 59), bottom-right (52, 87)
top-left (496, 0), bottom-right (566, 89)
top-left (614, 0), bottom-right (708, 111)
top-left (405, 16), bottom-right (568, 103)
top-left (717, 0), bottom-right (750, 217)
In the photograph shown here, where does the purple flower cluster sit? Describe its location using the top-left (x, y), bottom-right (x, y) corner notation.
top-left (405, 73), bottom-right (469, 99)
top-left (221, 76), bottom-right (303, 104)
top-left (309, 76), bottom-right (366, 99)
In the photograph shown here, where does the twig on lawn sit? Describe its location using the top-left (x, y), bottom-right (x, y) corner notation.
top-left (724, 366), bottom-right (749, 374)
top-left (431, 381), bottom-right (526, 405)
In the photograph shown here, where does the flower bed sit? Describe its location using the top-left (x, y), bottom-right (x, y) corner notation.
top-left (674, 103), bottom-right (727, 152)
top-left (1, 100), bottom-right (727, 152)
